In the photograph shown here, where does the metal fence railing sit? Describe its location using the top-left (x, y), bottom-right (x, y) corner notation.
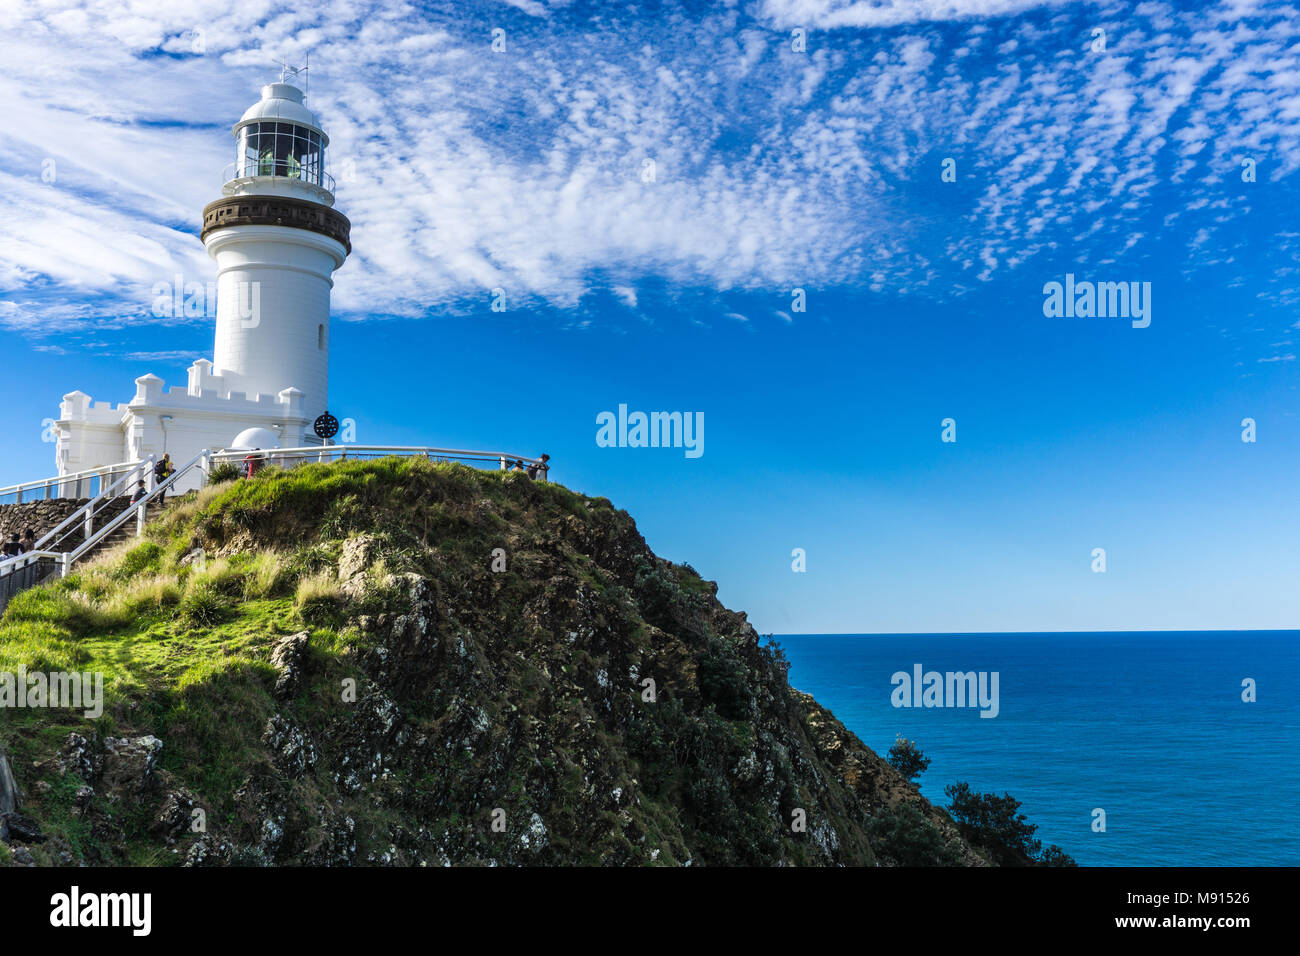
top-left (31, 457), bottom-right (155, 555)
top-left (207, 445), bottom-right (550, 479)
top-left (0, 553), bottom-right (59, 615)
top-left (0, 460), bottom-right (147, 505)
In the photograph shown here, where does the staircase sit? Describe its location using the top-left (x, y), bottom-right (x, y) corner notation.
top-left (0, 496), bottom-right (143, 614)
top-left (80, 501), bottom-right (143, 561)
top-left (0, 454), bottom-right (177, 611)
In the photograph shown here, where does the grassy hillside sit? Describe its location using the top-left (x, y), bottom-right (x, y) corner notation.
top-left (0, 457), bottom-right (984, 866)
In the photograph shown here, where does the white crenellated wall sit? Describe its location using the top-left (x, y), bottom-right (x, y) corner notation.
top-left (56, 368), bottom-right (312, 492)
top-left (56, 391), bottom-right (127, 478)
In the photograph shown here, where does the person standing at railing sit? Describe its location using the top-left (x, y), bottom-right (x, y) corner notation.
top-left (527, 454), bottom-right (550, 481)
top-left (18, 529), bottom-right (35, 553)
top-left (1, 536), bottom-right (20, 558)
top-left (244, 449), bottom-right (264, 479)
top-left (154, 454), bottom-right (175, 504)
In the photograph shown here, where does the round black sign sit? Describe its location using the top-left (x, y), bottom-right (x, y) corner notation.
top-left (314, 411), bottom-right (339, 440)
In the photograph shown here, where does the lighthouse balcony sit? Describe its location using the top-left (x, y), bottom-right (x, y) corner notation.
top-left (222, 162), bottom-right (336, 204)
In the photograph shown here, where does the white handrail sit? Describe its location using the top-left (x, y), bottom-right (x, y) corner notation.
top-left (209, 445), bottom-right (546, 467)
top-left (64, 448), bottom-right (210, 571)
top-left (223, 162), bottom-right (337, 194)
top-left (0, 549), bottom-right (62, 613)
top-left (0, 459), bottom-right (143, 503)
top-left (0, 549), bottom-right (61, 578)
top-left (33, 456), bottom-right (156, 553)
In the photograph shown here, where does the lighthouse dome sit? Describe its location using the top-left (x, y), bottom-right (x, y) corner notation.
top-left (229, 427), bottom-right (281, 451)
top-left (238, 83), bottom-right (327, 140)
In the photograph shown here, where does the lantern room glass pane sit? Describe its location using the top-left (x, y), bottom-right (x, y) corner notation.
top-left (235, 122), bottom-right (326, 184)
top-left (273, 127), bottom-right (294, 177)
top-left (301, 132), bottom-right (320, 184)
top-left (236, 127), bottom-right (253, 177)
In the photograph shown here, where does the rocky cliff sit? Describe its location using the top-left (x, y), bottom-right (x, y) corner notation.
top-left (0, 458), bottom-right (984, 866)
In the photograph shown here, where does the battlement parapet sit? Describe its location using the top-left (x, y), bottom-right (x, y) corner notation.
top-left (61, 364), bottom-right (306, 427)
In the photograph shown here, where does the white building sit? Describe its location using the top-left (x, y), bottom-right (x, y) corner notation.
top-left (55, 78), bottom-right (351, 488)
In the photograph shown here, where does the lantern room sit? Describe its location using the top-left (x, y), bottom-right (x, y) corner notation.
top-left (222, 82), bottom-right (335, 201)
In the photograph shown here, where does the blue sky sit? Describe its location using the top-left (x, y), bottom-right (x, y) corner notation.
top-left (1, 0), bottom-right (1298, 632)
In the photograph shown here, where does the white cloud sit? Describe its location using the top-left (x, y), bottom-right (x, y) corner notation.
top-left (0, 0), bottom-right (1297, 342)
top-left (756, 0), bottom-right (1073, 29)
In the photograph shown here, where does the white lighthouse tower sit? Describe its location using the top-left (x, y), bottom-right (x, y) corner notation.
top-left (55, 75), bottom-right (351, 486)
top-left (202, 79), bottom-right (350, 430)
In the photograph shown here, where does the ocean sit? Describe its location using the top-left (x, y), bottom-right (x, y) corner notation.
top-left (772, 631), bottom-right (1300, 866)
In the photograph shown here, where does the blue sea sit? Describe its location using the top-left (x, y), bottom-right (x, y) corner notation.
top-left (773, 631), bottom-right (1300, 866)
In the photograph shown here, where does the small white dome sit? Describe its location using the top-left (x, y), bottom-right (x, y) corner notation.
top-left (230, 427), bottom-right (281, 451)
top-left (237, 83), bottom-right (326, 139)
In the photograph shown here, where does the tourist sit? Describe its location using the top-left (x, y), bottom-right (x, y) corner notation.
top-left (18, 528), bottom-right (36, 553)
top-left (2, 536), bottom-right (20, 559)
top-left (154, 453), bottom-right (175, 504)
top-left (244, 449), bottom-right (263, 479)
top-left (511, 459), bottom-right (525, 472)
top-left (527, 453), bottom-right (550, 481)
top-left (131, 480), bottom-right (148, 504)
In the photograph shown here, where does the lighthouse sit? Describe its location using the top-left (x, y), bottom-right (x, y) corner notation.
top-left (202, 80), bottom-right (350, 429)
top-left (54, 76), bottom-right (351, 487)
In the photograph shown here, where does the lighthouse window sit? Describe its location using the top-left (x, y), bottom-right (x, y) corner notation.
top-left (273, 124), bottom-right (299, 178)
top-left (302, 131), bottom-right (321, 183)
top-left (238, 126), bottom-right (258, 176)
top-left (318, 324), bottom-right (325, 350)
top-left (236, 122), bottom-right (325, 186)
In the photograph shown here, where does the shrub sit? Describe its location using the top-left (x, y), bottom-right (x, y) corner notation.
top-left (632, 557), bottom-right (684, 631)
top-left (865, 803), bottom-right (964, 866)
top-left (1038, 844), bottom-right (1079, 867)
top-left (944, 782), bottom-right (1076, 866)
top-left (181, 579), bottom-right (228, 627)
top-left (207, 462), bottom-right (241, 484)
top-left (887, 735), bottom-right (931, 784)
top-left (697, 638), bottom-right (751, 721)
top-left (116, 541), bottom-right (164, 579)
